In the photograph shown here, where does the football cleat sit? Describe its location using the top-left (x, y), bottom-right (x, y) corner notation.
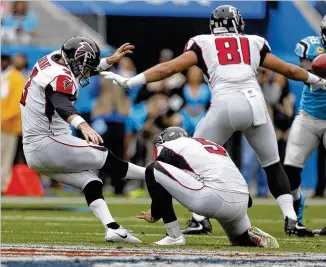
top-left (105, 226), bottom-right (142, 244)
top-left (313, 226), bottom-right (326, 235)
top-left (182, 217), bottom-right (212, 235)
top-left (248, 227), bottom-right (279, 248)
top-left (154, 234), bottom-right (186, 246)
top-left (293, 194), bottom-right (305, 224)
top-left (284, 217), bottom-right (314, 237)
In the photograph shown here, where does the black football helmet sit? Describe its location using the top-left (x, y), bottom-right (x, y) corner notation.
top-left (210, 5), bottom-right (245, 34)
top-left (61, 36), bottom-right (101, 87)
top-left (155, 127), bottom-right (190, 146)
top-left (321, 15), bottom-right (326, 47)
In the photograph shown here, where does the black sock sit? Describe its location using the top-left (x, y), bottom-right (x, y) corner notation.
top-left (101, 150), bottom-right (128, 179)
top-left (263, 162), bottom-right (291, 198)
top-left (145, 163), bottom-right (177, 223)
top-left (234, 230), bottom-right (256, 247)
top-left (284, 165), bottom-right (302, 191)
top-left (107, 222), bottom-right (120, 229)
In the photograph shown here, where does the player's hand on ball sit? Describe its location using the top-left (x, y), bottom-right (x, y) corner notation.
top-left (101, 71), bottom-right (130, 88)
top-left (137, 209), bottom-right (158, 223)
top-left (310, 78), bottom-right (326, 91)
top-left (79, 123), bottom-right (104, 145)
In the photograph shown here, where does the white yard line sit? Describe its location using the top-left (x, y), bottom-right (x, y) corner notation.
top-left (2, 230), bottom-right (324, 243)
top-left (2, 215), bottom-right (326, 224)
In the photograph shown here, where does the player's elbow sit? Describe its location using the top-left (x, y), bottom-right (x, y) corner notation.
top-left (285, 64), bottom-right (303, 81)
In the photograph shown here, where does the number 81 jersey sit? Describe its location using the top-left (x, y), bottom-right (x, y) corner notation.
top-left (184, 33), bottom-right (271, 95)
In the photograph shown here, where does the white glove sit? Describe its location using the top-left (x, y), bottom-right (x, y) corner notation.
top-left (310, 78), bottom-right (326, 91)
top-left (101, 71), bottom-right (130, 88)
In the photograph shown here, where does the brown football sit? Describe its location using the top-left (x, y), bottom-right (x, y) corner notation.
top-left (312, 54), bottom-right (326, 78)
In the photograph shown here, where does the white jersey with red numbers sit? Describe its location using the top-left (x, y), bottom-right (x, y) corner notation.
top-left (156, 137), bottom-right (248, 194)
top-left (184, 33), bottom-right (271, 97)
top-left (20, 51), bottom-right (79, 145)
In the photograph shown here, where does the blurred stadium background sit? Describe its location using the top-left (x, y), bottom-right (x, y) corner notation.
top-left (1, 0), bottom-right (326, 199)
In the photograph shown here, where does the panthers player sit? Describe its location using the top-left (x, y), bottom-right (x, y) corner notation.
top-left (102, 5), bottom-right (325, 236)
top-left (20, 36), bottom-right (145, 243)
top-left (137, 127), bottom-right (279, 248)
top-left (284, 16), bottom-right (326, 225)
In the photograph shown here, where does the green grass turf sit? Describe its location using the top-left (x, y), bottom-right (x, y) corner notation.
top-left (2, 201), bottom-right (326, 253)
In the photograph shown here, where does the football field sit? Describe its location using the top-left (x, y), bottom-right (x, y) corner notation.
top-left (1, 197), bottom-right (326, 266)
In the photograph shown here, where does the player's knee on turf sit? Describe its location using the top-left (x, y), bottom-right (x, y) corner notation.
top-left (83, 180), bottom-right (104, 206)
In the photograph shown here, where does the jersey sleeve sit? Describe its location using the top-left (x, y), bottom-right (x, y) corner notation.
top-left (49, 74), bottom-right (77, 95)
top-left (184, 36), bottom-right (209, 79)
top-left (255, 36), bottom-right (271, 65)
top-left (295, 36), bottom-right (325, 60)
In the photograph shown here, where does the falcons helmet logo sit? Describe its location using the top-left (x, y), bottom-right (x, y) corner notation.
top-left (75, 42), bottom-right (96, 60)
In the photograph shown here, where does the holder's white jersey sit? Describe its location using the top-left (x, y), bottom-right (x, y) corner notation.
top-left (156, 137), bottom-right (248, 194)
top-left (20, 51), bottom-right (79, 145)
top-left (184, 33), bottom-right (271, 97)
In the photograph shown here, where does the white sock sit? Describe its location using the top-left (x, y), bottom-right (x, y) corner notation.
top-left (125, 163), bottom-right (146, 180)
top-left (166, 220), bottom-right (182, 238)
top-left (277, 194), bottom-right (297, 221)
top-left (291, 188), bottom-right (301, 201)
top-left (192, 212), bottom-right (206, 222)
top-left (89, 199), bottom-right (115, 226)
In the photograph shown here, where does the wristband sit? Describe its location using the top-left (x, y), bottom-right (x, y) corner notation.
top-left (306, 72), bottom-right (320, 84)
top-left (99, 58), bottom-right (112, 71)
top-left (127, 73), bottom-right (146, 88)
top-left (70, 116), bottom-right (86, 129)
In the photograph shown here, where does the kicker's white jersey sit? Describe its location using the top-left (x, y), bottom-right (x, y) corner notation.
top-left (184, 33), bottom-right (271, 97)
top-left (20, 51), bottom-right (79, 145)
top-left (157, 137), bottom-right (248, 194)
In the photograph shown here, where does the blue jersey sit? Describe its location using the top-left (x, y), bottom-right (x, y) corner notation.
top-left (294, 36), bottom-right (326, 119)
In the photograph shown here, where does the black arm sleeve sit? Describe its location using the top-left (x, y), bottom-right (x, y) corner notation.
top-left (156, 147), bottom-right (193, 172)
top-left (187, 42), bottom-right (209, 79)
top-left (259, 43), bottom-right (271, 65)
top-left (45, 84), bottom-right (79, 121)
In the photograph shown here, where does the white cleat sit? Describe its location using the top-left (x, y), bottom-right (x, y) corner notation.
top-left (154, 234), bottom-right (186, 246)
top-left (248, 227), bottom-right (279, 248)
top-left (105, 226), bottom-right (142, 244)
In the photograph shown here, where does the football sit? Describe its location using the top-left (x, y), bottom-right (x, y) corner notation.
top-left (312, 53), bottom-right (326, 78)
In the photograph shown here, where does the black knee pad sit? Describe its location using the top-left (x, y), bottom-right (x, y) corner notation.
top-left (83, 180), bottom-right (104, 206)
top-left (284, 165), bottom-right (302, 191)
top-left (101, 150), bottom-right (128, 179)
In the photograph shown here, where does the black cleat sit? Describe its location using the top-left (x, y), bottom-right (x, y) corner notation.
top-left (182, 217), bottom-right (212, 235)
top-left (313, 226), bottom-right (326, 235)
top-left (285, 217), bottom-right (314, 237)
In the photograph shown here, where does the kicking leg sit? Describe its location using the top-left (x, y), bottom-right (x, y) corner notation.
top-left (46, 171), bottom-right (141, 243)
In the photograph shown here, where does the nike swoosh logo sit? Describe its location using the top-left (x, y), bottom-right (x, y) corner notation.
top-left (187, 224), bottom-right (203, 231)
top-left (115, 232), bottom-right (127, 239)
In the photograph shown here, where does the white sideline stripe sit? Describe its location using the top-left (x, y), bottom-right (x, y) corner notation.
top-left (3, 215), bottom-right (326, 224)
top-left (2, 230), bottom-right (325, 243)
top-left (4, 243), bottom-right (326, 257)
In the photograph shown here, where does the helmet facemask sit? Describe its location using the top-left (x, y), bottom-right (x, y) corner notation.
top-left (61, 40), bottom-right (100, 88)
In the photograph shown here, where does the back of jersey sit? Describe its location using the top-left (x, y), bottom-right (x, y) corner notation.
top-left (184, 33), bottom-right (271, 96)
top-left (160, 137), bottom-right (248, 194)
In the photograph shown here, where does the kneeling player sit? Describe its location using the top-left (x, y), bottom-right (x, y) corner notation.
top-left (137, 127), bottom-right (279, 248)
